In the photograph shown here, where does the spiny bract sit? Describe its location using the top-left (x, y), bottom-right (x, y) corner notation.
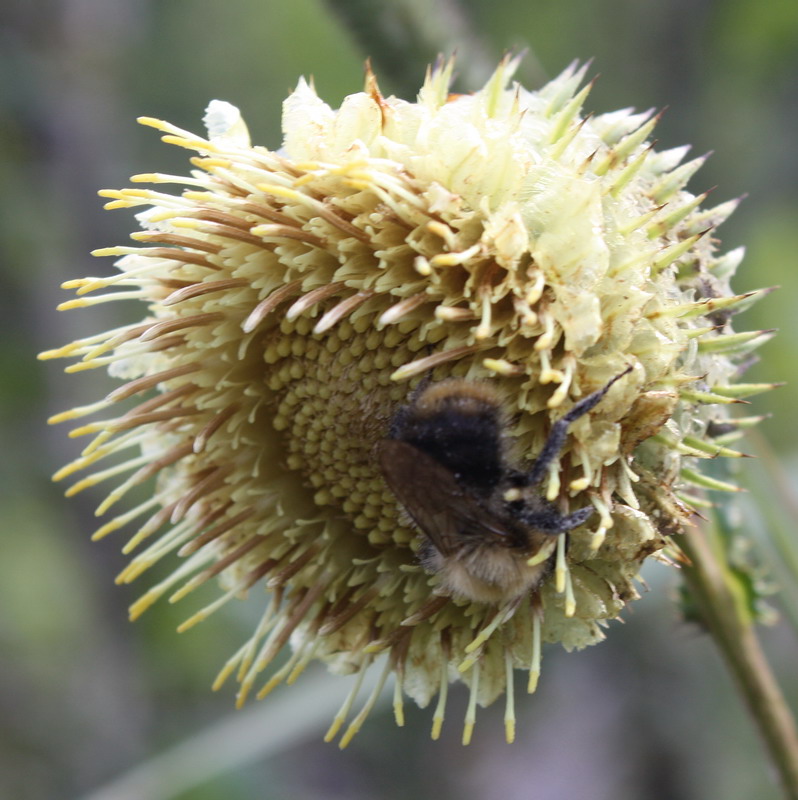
top-left (42, 57), bottom-right (772, 745)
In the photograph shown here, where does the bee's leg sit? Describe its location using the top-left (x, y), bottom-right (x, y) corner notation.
top-left (521, 504), bottom-right (594, 533)
top-left (558, 506), bottom-right (594, 531)
top-left (524, 365), bottom-right (633, 487)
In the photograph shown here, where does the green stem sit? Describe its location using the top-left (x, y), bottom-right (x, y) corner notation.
top-left (321, 0), bottom-right (546, 97)
top-left (679, 526), bottom-right (798, 799)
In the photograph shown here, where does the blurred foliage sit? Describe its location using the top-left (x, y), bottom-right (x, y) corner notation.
top-left (3, 0), bottom-right (797, 798)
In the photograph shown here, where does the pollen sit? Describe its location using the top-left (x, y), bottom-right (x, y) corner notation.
top-left (42, 55), bottom-right (771, 744)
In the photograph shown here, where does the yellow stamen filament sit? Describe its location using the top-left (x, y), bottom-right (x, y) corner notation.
top-left (392, 674), bottom-right (405, 727)
top-left (528, 613), bottom-right (542, 693)
top-left (512, 295), bottom-right (538, 326)
top-left (545, 461), bottom-right (561, 502)
top-left (128, 549), bottom-right (216, 621)
top-left (254, 641), bottom-right (309, 700)
top-left (569, 444), bottom-right (593, 492)
top-left (483, 357), bottom-right (523, 376)
top-left (78, 323), bottom-right (159, 362)
top-left (475, 289), bottom-right (492, 340)
top-left (525, 269), bottom-right (545, 305)
top-left (426, 220), bottom-right (458, 249)
top-left (414, 255), bottom-right (431, 275)
top-left (534, 312), bottom-right (557, 351)
top-left (527, 538), bottom-right (558, 567)
top-left (504, 651), bottom-right (516, 744)
top-left (57, 290), bottom-right (148, 310)
top-left (130, 171), bottom-right (210, 187)
top-left (169, 534), bottom-right (264, 603)
top-left (547, 359), bottom-right (574, 408)
top-left (122, 500), bottom-right (180, 555)
top-left (537, 350), bottom-right (564, 384)
top-left (287, 637), bottom-right (321, 686)
top-left (461, 600), bottom-right (519, 669)
top-left (462, 661), bottom-right (481, 746)
top-left (564, 565), bottom-right (576, 617)
top-left (590, 507), bottom-right (612, 551)
top-left (555, 533), bottom-right (568, 593)
top-left (118, 516), bottom-right (201, 584)
top-left (94, 440), bottom-right (194, 517)
top-left (177, 581), bottom-right (247, 634)
top-left (63, 336), bottom-right (187, 373)
top-left (47, 398), bottom-right (113, 426)
top-left (339, 657), bottom-right (393, 748)
top-left (64, 451), bottom-right (154, 497)
top-left (95, 245), bottom-right (221, 271)
top-left (239, 583), bottom-right (326, 708)
top-left (91, 495), bottom-right (162, 542)
top-left (429, 243), bottom-right (482, 267)
top-left (75, 260), bottom-right (182, 296)
top-left (324, 656), bottom-right (372, 743)
top-left (216, 590), bottom-right (283, 688)
top-left (39, 323), bottom-right (144, 360)
top-left (430, 654), bottom-right (449, 740)
top-left (53, 430), bottom-right (141, 481)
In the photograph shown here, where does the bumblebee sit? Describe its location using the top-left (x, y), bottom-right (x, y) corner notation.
top-left (378, 369), bottom-right (630, 604)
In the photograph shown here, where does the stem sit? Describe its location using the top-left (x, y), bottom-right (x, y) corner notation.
top-left (322, 0), bottom-right (547, 97)
top-left (679, 526), bottom-right (798, 799)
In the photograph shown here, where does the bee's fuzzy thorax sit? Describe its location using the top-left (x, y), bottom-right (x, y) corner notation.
top-left (390, 379), bottom-right (507, 489)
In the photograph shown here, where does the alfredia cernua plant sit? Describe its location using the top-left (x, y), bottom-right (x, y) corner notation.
top-left (42, 57), bottom-right (773, 745)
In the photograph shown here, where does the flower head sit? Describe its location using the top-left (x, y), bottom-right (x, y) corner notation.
top-left (42, 57), bottom-right (771, 745)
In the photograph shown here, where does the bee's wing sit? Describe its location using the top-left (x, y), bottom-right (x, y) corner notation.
top-left (378, 439), bottom-right (516, 555)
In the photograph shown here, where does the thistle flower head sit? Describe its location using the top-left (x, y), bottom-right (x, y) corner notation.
top-left (42, 57), bottom-right (772, 745)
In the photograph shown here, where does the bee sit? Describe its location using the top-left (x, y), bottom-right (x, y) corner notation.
top-left (378, 368), bottom-right (631, 604)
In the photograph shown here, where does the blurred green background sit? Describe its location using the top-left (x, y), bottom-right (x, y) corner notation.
top-left (3, 1), bottom-right (798, 798)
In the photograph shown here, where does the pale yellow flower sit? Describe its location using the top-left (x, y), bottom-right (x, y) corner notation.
top-left (42, 57), bottom-right (771, 745)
